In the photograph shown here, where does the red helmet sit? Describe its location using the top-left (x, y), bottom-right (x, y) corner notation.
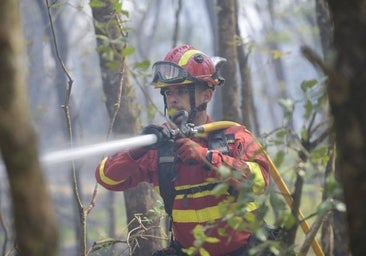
top-left (152, 45), bottom-right (224, 88)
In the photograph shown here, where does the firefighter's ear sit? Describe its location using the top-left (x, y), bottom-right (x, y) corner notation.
top-left (203, 88), bottom-right (213, 102)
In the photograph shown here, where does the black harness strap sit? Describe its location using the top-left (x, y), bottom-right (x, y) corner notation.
top-left (157, 129), bottom-right (234, 216)
top-left (158, 140), bottom-right (177, 216)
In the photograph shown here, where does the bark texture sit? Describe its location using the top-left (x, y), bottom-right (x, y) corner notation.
top-left (326, 1), bottom-right (366, 255)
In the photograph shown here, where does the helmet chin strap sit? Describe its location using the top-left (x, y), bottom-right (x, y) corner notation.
top-left (187, 103), bottom-right (207, 124)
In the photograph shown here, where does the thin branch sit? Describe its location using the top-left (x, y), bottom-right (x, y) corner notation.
top-left (299, 210), bottom-right (331, 255)
top-left (45, 1), bottom-right (94, 255)
top-left (172, 0), bottom-right (183, 48)
top-left (45, 1), bottom-right (73, 84)
top-left (306, 112), bottom-right (317, 139)
top-left (0, 206), bottom-right (9, 256)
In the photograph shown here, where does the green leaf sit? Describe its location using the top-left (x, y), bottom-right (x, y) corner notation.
top-left (255, 228), bottom-right (267, 241)
top-left (192, 225), bottom-right (206, 240)
top-left (228, 216), bottom-right (244, 230)
top-left (312, 146), bottom-right (329, 164)
top-left (217, 227), bottom-right (227, 236)
top-left (106, 60), bottom-right (121, 70)
top-left (303, 99), bottom-right (313, 119)
top-left (96, 34), bottom-right (111, 44)
top-left (211, 182), bottom-right (229, 196)
top-left (325, 174), bottom-right (343, 197)
top-left (274, 150), bottom-right (285, 167)
top-left (121, 9), bottom-right (130, 17)
top-left (278, 98), bottom-right (294, 113)
top-left (282, 212), bottom-right (296, 229)
top-left (102, 48), bottom-right (114, 62)
top-left (113, 1), bottom-right (123, 12)
top-left (300, 79), bottom-right (318, 92)
top-left (182, 247), bottom-right (196, 255)
top-left (205, 237), bottom-right (220, 244)
top-left (216, 165), bottom-right (231, 178)
top-left (199, 247), bottom-right (211, 256)
top-left (275, 129), bottom-right (287, 139)
top-left (122, 46), bottom-right (135, 57)
top-left (134, 60), bottom-right (150, 70)
top-left (89, 0), bottom-right (106, 8)
top-left (317, 199), bottom-right (333, 215)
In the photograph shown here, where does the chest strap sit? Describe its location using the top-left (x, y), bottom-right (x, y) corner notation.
top-left (158, 129), bottom-right (234, 216)
top-left (158, 140), bottom-right (176, 216)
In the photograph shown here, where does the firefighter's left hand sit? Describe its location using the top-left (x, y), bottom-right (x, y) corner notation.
top-left (174, 137), bottom-right (208, 164)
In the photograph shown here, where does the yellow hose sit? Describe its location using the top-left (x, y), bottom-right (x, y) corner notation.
top-left (195, 121), bottom-right (241, 135)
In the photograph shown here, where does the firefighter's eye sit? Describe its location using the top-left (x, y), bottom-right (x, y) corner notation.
top-left (164, 89), bottom-right (189, 97)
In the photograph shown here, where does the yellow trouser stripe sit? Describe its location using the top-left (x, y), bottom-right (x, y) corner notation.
top-left (178, 49), bottom-right (205, 66)
top-left (98, 157), bottom-right (126, 186)
top-left (172, 201), bottom-right (258, 223)
top-left (246, 162), bottom-right (266, 194)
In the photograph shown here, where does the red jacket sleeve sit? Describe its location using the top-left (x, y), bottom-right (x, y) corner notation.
top-left (95, 149), bottom-right (159, 191)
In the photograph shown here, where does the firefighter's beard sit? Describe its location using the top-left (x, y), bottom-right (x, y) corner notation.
top-left (168, 107), bottom-right (189, 127)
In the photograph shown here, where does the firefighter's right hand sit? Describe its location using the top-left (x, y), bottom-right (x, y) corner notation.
top-left (142, 124), bottom-right (171, 149)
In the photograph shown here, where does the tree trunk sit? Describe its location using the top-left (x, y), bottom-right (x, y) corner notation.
top-left (315, 0), bottom-right (333, 58)
top-left (217, 0), bottom-right (241, 123)
top-left (0, 1), bottom-right (58, 255)
top-left (315, 1), bottom-right (349, 255)
top-left (234, 0), bottom-right (255, 132)
top-left (326, 0), bottom-right (366, 255)
top-left (91, 1), bottom-right (161, 254)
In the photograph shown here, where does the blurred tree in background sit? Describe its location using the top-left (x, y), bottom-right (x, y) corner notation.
top-left (0, 0), bottom-right (58, 255)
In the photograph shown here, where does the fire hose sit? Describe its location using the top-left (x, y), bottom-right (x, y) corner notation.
top-left (41, 120), bottom-right (323, 255)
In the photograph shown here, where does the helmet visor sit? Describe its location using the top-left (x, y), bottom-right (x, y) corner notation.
top-left (152, 61), bottom-right (193, 84)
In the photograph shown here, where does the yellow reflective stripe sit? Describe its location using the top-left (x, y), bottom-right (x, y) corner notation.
top-left (98, 157), bottom-right (126, 186)
top-left (178, 49), bottom-right (205, 66)
top-left (246, 162), bottom-right (265, 194)
top-left (175, 182), bottom-right (220, 199)
top-left (173, 204), bottom-right (222, 223)
top-left (172, 201), bottom-right (258, 223)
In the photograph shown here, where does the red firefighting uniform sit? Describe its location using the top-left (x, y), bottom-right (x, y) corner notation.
top-left (96, 119), bottom-right (270, 255)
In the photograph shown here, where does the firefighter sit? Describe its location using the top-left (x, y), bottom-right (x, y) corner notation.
top-left (95, 44), bottom-right (270, 256)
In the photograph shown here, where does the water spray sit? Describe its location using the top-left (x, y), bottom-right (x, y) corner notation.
top-left (40, 134), bottom-right (157, 165)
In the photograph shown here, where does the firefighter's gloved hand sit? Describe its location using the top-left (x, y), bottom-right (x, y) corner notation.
top-left (142, 124), bottom-right (171, 149)
top-left (174, 138), bottom-right (208, 165)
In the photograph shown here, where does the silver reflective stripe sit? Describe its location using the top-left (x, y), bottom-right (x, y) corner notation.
top-left (159, 156), bottom-right (175, 164)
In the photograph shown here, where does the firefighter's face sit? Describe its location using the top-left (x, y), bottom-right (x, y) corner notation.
top-left (164, 85), bottom-right (212, 114)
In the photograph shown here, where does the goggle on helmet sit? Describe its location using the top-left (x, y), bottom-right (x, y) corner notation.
top-left (151, 46), bottom-right (226, 88)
